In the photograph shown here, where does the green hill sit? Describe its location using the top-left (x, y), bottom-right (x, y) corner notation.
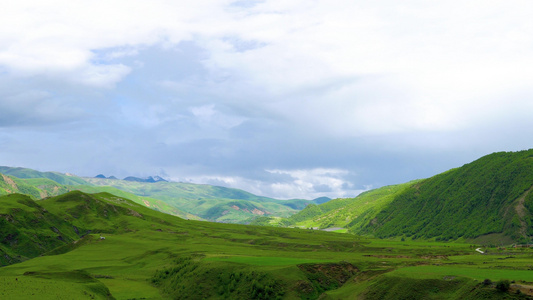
top-left (0, 190), bottom-right (527, 299)
top-left (82, 177), bottom-right (306, 223)
top-left (0, 193), bottom-right (80, 265)
top-left (0, 166), bottom-right (87, 185)
top-left (67, 185), bottom-right (200, 220)
top-left (278, 182), bottom-right (416, 230)
top-left (38, 191), bottom-right (186, 234)
top-left (266, 150), bottom-right (533, 244)
top-left (0, 166), bottom-right (316, 223)
top-left (360, 150), bottom-right (533, 243)
top-left (0, 173), bottom-right (56, 199)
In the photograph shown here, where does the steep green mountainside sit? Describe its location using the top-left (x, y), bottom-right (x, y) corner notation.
top-left (251, 182), bottom-right (415, 230)
top-left (0, 173), bottom-right (72, 199)
top-left (0, 190), bottom-right (528, 299)
top-left (0, 166), bottom-right (318, 223)
top-left (82, 177), bottom-right (309, 223)
top-left (0, 166), bottom-right (87, 185)
top-left (0, 172), bottom-right (193, 219)
top-left (283, 182), bottom-right (417, 230)
top-left (0, 194), bottom-right (80, 265)
top-left (360, 150), bottom-right (533, 243)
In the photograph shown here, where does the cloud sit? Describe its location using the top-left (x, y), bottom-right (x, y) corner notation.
top-left (1, 1), bottom-right (533, 199)
top-left (171, 168), bottom-right (366, 200)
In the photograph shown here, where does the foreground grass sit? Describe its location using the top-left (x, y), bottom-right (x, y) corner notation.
top-left (1, 191), bottom-right (533, 299)
top-left (2, 222), bottom-right (532, 299)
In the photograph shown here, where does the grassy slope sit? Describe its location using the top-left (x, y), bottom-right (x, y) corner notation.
top-left (0, 166), bottom-right (87, 185)
top-left (279, 182), bottom-right (416, 230)
top-left (0, 194), bottom-right (80, 265)
top-left (0, 173), bottom-right (48, 199)
top-left (0, 191), bottom-right (531, 299)
top-left (362, 150), bottom-right (533, 243)
top-left (0, 172), bottom-right (194, 219)
top-left (1, 166), bottom-right (312, 223)
top-left (68, 185), bottom-right (200, 220)
top-left (83, 177), bottom-right (301, 223)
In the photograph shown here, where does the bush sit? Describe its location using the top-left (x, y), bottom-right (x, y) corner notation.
top-left (495, 279), bottom-right (510, 292)
top-left (482, 279), bottom-right (492, 286)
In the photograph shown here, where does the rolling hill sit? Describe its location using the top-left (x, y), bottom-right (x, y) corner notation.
top-left (270, 181), bottom-right (418, 231)
top-left (273, 150), bottom-right (533, 244)
top-left (0, 190), bottom-right (522, 299)
top-left (360, 150), bottom-right (533, 243)
top-left (81, 177), bottom-right (317, 223)
top-left (0, 166), bottom-right (87, 185)
top-left (0, 166), bottom-right (323, 223)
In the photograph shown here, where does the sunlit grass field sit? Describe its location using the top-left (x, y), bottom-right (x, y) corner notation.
top-left (1, 191), bottom-right (533, 299)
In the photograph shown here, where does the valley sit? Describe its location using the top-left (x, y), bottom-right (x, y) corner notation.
top-left (2, 150), bottom-right (533, 298)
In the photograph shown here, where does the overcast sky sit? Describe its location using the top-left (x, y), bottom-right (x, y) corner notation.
top-left (1, 1), bottom-right (533, 199)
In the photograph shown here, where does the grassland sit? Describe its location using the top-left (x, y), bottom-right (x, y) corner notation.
top-left (0, 165), bottom-right (316, 223)
top-left (1, 191), bottom-right (533, 299)
top-left (82, 177), bottom-right (305, 223)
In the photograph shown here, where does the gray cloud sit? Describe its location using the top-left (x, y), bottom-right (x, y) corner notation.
top-left (1, 1), bottom-right (533, 199)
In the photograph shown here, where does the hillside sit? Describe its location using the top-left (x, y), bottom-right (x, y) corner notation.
top-left (274, 182), bottom-right (417, 230)
top-left (0, 190), bottom-right (529, 299)
top-left (82, 177), bottom-right (310, 223)
top-left (0, 193), bottom-right (80, 265)
top-left (0, 166), bottom-right (318, 223)
top-left (360, 150), bottom-right (533, 243)
top-left (0, 166), bottom-right (87, 185)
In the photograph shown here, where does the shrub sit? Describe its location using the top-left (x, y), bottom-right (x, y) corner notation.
top-left (495, 279), bottom-right (510, 292)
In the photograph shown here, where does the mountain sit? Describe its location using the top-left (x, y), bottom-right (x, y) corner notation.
top-left (360, 150), bottom-right (533, 243)
top-left (0, 166), bottom-right (87, 185)
top-left (0, 193), bottom-right (80, 265)
top-left (312, 196), bottom-right (332, 204)
top-left (253, 182), bottom-right (414, 229)
top-left (0, 173), bottom-right (70, 199)
top-left (269, 150), bottom-right (533, 244)
top-left (0, 190), bottom-right (190, 266)
top-left (0, 190), bottom-right (522, 299)
top-left (123, 175), bottom-right (167, 183)
top-left (0, 166), bottom-right (314, 223)
top-left (82, 177), bottom-right (309, 223)
top-left (0, 170), bottom-right (194, 219)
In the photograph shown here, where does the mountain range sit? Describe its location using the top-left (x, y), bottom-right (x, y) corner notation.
top-left (1, 150), bottom-right (533, 298)
top-left (0, 166), bottom-right (329, 224)
top-left (267, 150), bottom-right (533, 244)
top-left (4, 149), bottom-right (533, 243)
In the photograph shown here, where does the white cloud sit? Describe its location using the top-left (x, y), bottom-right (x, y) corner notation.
top-left (2, 0), bottom-right (533, 199)
top-left (174, 168), bottom-right (365, 200)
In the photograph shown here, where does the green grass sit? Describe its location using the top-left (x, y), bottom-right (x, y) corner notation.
top-left (364, 150), bottom-right (533, 242)
top-left (2, 190), bottom-right (533, 299)
top-left (204, 256), bottom-right (336, 266)
top-left (279, 181), bottom-right (417, 231)
top-left (391, 265), bottom-right (533, 281)
top-left (82, 177), bottom-right (302, 223)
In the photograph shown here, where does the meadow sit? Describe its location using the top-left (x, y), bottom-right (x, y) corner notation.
top-left (2, 219), bottom-right (531, 299)
top-left (1, 190), bottom-right (533, 299)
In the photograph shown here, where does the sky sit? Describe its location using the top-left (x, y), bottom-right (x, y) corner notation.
top-left (1, 1), bottom-right (533, 200)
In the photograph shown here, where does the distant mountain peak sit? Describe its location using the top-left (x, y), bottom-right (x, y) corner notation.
top-left (123, 176), bottom-right (167, 183)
